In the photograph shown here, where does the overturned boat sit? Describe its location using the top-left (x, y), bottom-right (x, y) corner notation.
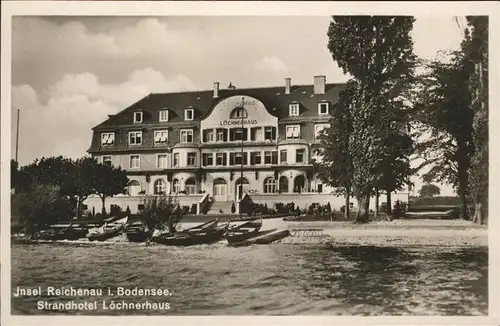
top-left (229, 228), bottom-right (290, 247)
top-left (151, 219), bottom-right (228, 246)
top-left (225, 218), bottom-right (263, 245)
top-left (87, 217), bottom-right (129, 242)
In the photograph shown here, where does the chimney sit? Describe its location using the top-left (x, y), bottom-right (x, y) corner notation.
top-left (313, 75), bottom-right (326, 95)
top-left (285, 78), bottom-right (291, 95)
top-left (213, 82), bottom-right (219, 98)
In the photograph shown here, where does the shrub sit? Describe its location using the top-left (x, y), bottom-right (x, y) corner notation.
top-left (190, 204), bottom-right (197, 214)
top-left (231, 202), bottom-right (236, 214)
top-left (110, 204), bottom-right (123, 217)
top-left (12, 184), bottom-right (72, 231)
top-left (141, 194), bottom-right (179, 231)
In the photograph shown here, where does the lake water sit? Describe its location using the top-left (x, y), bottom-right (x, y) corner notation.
top-left (11, 243), bottom-right (488, 315)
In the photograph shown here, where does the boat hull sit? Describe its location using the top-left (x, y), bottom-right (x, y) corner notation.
top-left (125, 231), bottom-right (152, 243)
top-left (229, 229), bottom-right (289, 247)
top-left (152, 225), bottom-right (227, 247)
top-left (87, 227), bottom-right (124, 242)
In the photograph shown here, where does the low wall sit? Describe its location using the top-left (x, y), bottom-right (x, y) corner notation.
top-left (249, 192), bottom-right (410, 211)
top-left (84, 194), bottom-right (203, 214)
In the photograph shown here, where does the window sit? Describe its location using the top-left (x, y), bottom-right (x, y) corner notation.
top-left (230, 107), bottom-right (247, 119)
top-left (216, 153), bottom-right (227, 166)
top-left (185, 178), bottom-right (197, 195)
top-left (216, 129), bottom-right (227, 142)
top-left (289, 103), bottom-right (299, 117)
top-left (102, 156), bottom-right (112, 166)
top-left (101, 133), bottom-right (115, 146)
top-left (264, 151), bottom-right (277, 164)
top-left (250, 127), bottom-right (262, 141)
top-left (185, 108), bottom-right (194, 121)
top-left (286, 125), bottom-right (301, 139)
top-left (318, 102), bottom-right (329, 115)
top-left (263, 177), bottom-right (276, 193)
top-left (157, 154), bottom-right (167, 168)
top-left (315, 124), bottom-right (331, 139)
top-left (187, 152), bottom-right (196, 166)
top-left (134, 111), bottom-right (143, 123)
top-left (280, 150), bottom-right (287, 163)
top-left (173, 153), bottom-right (179, 167)
top-left (129, 155), bottom-right (140, 169)
top-left (203, 130), bottom-right (215, 142)
top-left (250, 152), bottom-right (261, 165)
top-left (230, 152), bottom-right (248, 166)
top-left (202, 153), bottom-right (213, 166)
top-left (159, 110), bottom-right (169, 122)
top-left (230, 128), bottom-right (248, 141)
top-left (264, 127), bottom-right (276, 141)
top-left (154, 179), bottom-right (166, 195)
top-left (180, 129), bottom-right (193, 143)
top-left (172, 179), bottom-right (180, 193)
top-left (154, 130), bottom-right (168, 144)
top-left (129, 131), bottom-right (142, 145)
top-left (296, 149), bottom-right (305, 163)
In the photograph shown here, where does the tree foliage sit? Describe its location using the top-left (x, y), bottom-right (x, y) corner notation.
top-left (90, 162), bottom-right (129, 216)
top-left (316, 80), bottom-right (355, 196)
top-left (465, 16), bottom-right (488, 224)
top-left (412, 38), bottom-right (475, 219)
top-left (12, 155), bottom-right (130, 227)
top-left (419, 183), bottom-right (441, 198)
top-left (326, 16), bottom-right (416, 222)
top-left (12, 184), bottom-right (72, 231)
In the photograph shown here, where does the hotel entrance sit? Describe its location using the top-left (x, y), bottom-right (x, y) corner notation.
top-left (235, 178), bottom-right (250, 201)
top-left (213, 178), bottom-right (228, 201)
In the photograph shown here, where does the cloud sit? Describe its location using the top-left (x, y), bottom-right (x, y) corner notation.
top-left (12, 69), bottom-right (196, 165)
top-left (250, 56), bottom-right (289, 72)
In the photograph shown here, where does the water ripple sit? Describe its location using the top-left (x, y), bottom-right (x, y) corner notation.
top-left (11, 243), bottom-right (487, 315)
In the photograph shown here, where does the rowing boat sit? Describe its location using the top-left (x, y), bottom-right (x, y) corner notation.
top-left (225, 218), bottom-right (263, 244)
top-left (229, 228), bottom-right (290, 247)
top-left (87, 217), bottom-right (128, 242)
top-left (152, 223), bottom-right (229, 246)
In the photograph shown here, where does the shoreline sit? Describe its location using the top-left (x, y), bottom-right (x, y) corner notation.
top-left (11, 218), bottom-right (488, 248)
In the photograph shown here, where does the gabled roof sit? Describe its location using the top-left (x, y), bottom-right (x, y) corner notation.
top-left (93, 83), bottom-right (347, 129)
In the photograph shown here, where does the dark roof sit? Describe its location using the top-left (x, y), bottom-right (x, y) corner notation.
top-left (93, 83), bottom-right (347, 129)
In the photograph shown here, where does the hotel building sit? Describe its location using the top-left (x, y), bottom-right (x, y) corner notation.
top-left (85, 76), bottom-right (408, 214)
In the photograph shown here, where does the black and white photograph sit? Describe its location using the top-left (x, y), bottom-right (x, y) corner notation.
top-left (1, 1), bottom-right (498, 324)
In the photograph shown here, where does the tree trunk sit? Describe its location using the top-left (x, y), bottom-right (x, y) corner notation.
top-left (100, 196), bottom-right (107, 217)
top-left (374, 189), bottom-right (379, 218)
top-left (457, 140), bottom-right (469, 220)
top-left (355, 195), bottom-right (370, 223)
top-left (345, 189), bottom-right (350, 220)
top-left (473, 202), bottom-right (483, 225)
top-left (386, 189), bottom-right (392, 215)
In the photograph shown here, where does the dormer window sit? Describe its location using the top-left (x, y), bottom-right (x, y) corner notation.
top-left (289, 104), bottom-right (299, 117)
top-left (159, 109), bottom-right (169, 122)
top-left (185, 108), bottom-right (194, 121)
top-left (101, 132), bottom-right (115, 146)
top-left (318, 102), bottom-right (329, 115)
top-left (134, 111), bottom-right (143, 123)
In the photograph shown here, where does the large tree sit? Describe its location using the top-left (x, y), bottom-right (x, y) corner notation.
top-left (19, 156), bottom-right (74, 190)
top-left (465, 16), bottom-right (488, 224)
top-left (419, 183), bottom-right (441, 198)
top-left (327, 16), bottom-right (416, 222)
top-left (316, 80), bottom-right (355, 219)
top-left (62, 156), bottom-right (97, 218)
top-left (412, 47), bottom-right (474, 219)
top-left (90, 161), bottom-right (129, 216)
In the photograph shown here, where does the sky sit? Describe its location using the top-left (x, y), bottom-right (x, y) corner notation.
top-left (10, 16), bottom-right (467, 195)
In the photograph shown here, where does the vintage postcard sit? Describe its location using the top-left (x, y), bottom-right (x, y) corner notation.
top-left (1, 1), bottom-right (498, 326)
